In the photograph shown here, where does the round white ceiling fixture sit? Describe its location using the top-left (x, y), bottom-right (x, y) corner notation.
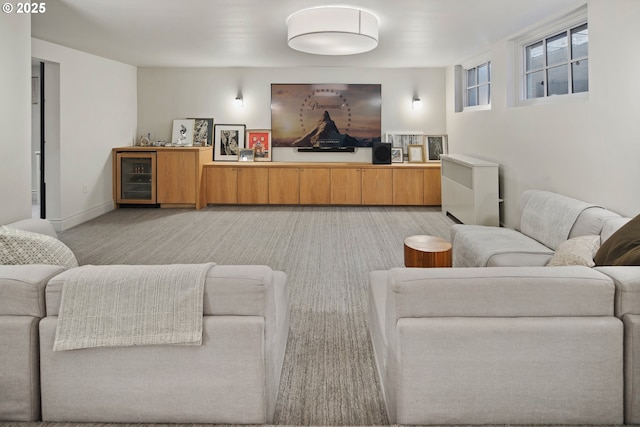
top-left (287, 6), bottom-right (379, 56)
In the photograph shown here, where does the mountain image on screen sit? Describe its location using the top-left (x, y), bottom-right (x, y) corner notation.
top-left (292, 111), bottom-right (359, 147)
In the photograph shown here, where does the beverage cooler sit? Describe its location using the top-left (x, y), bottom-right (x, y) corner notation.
top-left (116, 152), bottom-right (157, 204)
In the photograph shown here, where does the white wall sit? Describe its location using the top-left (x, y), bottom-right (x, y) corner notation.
top-left (31, 39), bottom-right (138, 230)
top-left (0, 14), bottom-right (31, 224)
top-left (137, 67), bottom-right (446, 162)
top-left (446, 0), bottom-right (640, 227)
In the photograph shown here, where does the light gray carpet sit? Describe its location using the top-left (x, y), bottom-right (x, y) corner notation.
top-left (47, 205), bottom-right (453, 426)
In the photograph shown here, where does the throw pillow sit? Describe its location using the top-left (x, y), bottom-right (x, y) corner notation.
top-left (546, 235), bottom-right (601, 267)
top-left (594, 213), bottom-right (640, 266)
top-left (0, 225), bottom-right (78, 268)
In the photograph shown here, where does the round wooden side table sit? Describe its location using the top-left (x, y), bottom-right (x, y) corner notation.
top-left (404, 235), bottom-right (452, 268)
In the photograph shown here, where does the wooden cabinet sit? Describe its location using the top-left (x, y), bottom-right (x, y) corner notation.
top-left (393, 169), bottom-right (424, 205)
top-left (362, 169), bottom-right (393, 205)
top-left (205, 167), bottom-right (238, 204)
top-left (331, 168), bottom-right (361, 205)
top-left (238, 167), bottom-right (269, 204)
top-left (300, 168), bottom-right (331, 204)
top-left (113, 146), bottom-right (212, 209)
top-left (203, 162), bottom-right (441, 207)
top-left (269, 168), bottom-right (300, 204)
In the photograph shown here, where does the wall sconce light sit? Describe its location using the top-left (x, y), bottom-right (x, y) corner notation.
top-left (412, 97), bottom-right (422, 109)
top-left (234, 93), bottom-right (244, 108)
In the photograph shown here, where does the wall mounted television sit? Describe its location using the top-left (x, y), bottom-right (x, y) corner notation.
top-left (271, 84), bottom-right (381, 148)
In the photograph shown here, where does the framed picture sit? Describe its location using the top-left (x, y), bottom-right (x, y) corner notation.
top-left (172, 119), bottom-right (195, 146)
top-left (391, 147), bottom-right (403, 163)
top-left (426, 135), bottom-right (448, 162)
top-left (407, 144), bottom-right (425, 163)
top-left (213, 124), bottom-right (246, 161)
top-left (246, 129), bottom-right (271, 161)
top-left (189, 118), bottom-right (214, 146)
top-left (385, 132), bottom-right (424, 160)
top-left (238, 148), bottom-right (255, 162)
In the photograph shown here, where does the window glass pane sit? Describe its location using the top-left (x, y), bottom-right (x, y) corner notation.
top-left (478, 63), bottom-right (489, 84)
top-left (478, 84), bottom-right (490, 105)
top-left (467, 88), bottom-right (477, 106)
top-left (572, 59), bottom-right (589, 93)
top-left (546, 32), bottom-right (568, 67)
top-left (467, 68), bottom-right (476, 87)
top-left (526, 71), bottom-right (545, 99)
top-left (571, 24), bottom-right (588, 59)
top-left (526, 42), bottom-right (543, 71)
top-left (547, 65), bottom-right (569, 96)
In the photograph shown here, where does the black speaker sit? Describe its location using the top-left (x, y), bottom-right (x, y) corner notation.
top-left (372, 142), bottom-right (392, 164)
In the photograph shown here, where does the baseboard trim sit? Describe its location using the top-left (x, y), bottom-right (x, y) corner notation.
top-left (49, 201), bottom-right (114, 232)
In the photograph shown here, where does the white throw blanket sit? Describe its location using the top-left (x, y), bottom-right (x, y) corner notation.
top-left (53, 263), bottom-right (215, 351)
top-left (520, 191), bottom-right (599, 250)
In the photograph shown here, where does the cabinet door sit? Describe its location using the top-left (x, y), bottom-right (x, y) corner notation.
top-left (393, 169), bottom-right (424, 205)
top-left (362, 169), bottom-right (392, 205)
top-left (424, 167), bottom-right (442, 206)
top-left (157, 151), bottom-right (196, 204)
top-left (269, 168), bottom-right (299, 204)
top-left (205, 167), bottom-right (238, 204)
top-left (238, 167), bottom-right (269, 204)
top-left (299, 168), bottom-right (331, 205)
top-left (331, 168), bottom-right (362, 205)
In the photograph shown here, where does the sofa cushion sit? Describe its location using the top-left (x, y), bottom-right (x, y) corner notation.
top-left (594, 213), bottom-right (640, 266)
top-left (386, 266), bottom-right (615, 320)
top-left (568, 206), bottom-right (621, 239)
top-left (546, 235), bottom-right (601, 267)
top-left (0, 226), bottom-right (77, 269)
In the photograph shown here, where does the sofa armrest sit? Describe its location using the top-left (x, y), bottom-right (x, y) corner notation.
top-left (6, 218), bottom-right (58, 239)
top-left (594, 266), bottom-right (640, 317)
top-left (0, 265), bottom-right (66, 317)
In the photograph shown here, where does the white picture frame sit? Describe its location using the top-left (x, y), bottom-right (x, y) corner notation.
top-left (391, 147), bottom-right (403, 163)
top-left (171, 119), bottom-right (195, 146)
top-left (426, 134), bottom-right (448, 162)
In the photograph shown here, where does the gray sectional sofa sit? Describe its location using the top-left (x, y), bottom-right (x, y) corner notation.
top-left (369, 190), bottom-right (640, 425)
top-left (0, 219), bottom-right (290, 424)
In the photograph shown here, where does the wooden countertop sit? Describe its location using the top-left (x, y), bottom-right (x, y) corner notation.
top-left (203, 161), bottom-right (441, 169)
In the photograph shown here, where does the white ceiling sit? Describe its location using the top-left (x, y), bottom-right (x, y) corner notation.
top-left (31, 0), bottom-right (586, 68)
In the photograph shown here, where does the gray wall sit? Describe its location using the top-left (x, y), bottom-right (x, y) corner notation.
top-left (137, 67), bottom-right (446, 163)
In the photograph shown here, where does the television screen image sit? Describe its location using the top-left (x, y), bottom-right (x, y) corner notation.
top-left (271, 84), bottom-right (381, 148)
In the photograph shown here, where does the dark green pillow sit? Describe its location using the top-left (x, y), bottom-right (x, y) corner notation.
top-left (594, 213), bottom-right (640, 266)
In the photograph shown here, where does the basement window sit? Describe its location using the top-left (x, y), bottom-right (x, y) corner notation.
top-left (514, 5), bottom-right (588, 105)
top-left (465, 61), bottom-right (491, 108)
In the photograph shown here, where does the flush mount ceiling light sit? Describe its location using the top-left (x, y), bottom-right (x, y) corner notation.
top-left (287, 6), bottom-right (379, 55)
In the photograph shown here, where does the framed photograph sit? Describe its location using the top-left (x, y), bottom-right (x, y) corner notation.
top-left (213, 124), bottom-right (246, 161)
top-left (385, 132), bottom-right (424, 160)
top-left (238, 148), bottom-right (255, 162)
top-left (426, 135), bottom-right (448, 162)
top-left (246, 129), bottom-right (271, 161)
top-left (391, 147), bottom-right (403, 163)
top-left (407, 144), bottom-right (425, 163)
top-left (172, 119), bottom-right (195, 146)
top-left (189, 118), bottom-right (214, 146)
